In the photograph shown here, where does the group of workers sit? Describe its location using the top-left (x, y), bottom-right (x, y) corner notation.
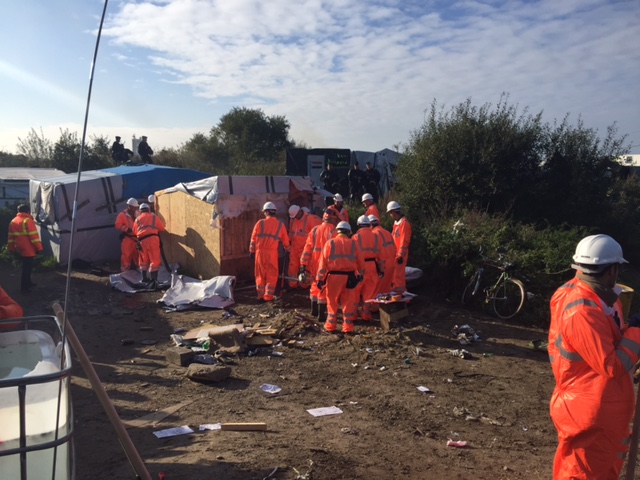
top-left (114, 195), bottom-right (165, 288)
top-left (249, 192), bottom-right (412, 334)
top-left (320, 161), bottom-right (381, 203)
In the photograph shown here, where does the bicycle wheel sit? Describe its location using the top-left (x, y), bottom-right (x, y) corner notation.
top-left (492, 278), bottom-right (525, 319)
top-left (461, 271), bottom-right (480, 305)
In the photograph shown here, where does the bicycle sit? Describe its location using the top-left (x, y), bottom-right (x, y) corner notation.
top-left (461, 248), bottom-right (526, 319)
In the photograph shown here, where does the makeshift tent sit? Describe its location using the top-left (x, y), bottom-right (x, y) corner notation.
top-left (0, 168), bottom-right (65, 209)
top-left (30, 165), bottom-right (210, 265)
top-left (352, 148), bottom-right (401, 197)
top-left (157, 175), bottom-right (327, 280)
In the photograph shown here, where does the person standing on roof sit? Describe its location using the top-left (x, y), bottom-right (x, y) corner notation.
top-left (352, 215), bottom-right (384, 321)
top-left (138, 135), bottom-right (154, 164)
top-left (548, 234), bottom-right (640, 480)
top-left (134, 203), bottom-right (165, 289)
top-left (332, 193), bottom-right (349, 223)
top-left (387, 201), bottom-right (412, 293)
top-left (249, 202), bottom-right (290, 302)
top-left (363, 162), bottom-right (381, 202)
top-left (316, 221), bottom-right (365, 334)
top-left (111, 136), bottom-right (132, 164)
top-left (8, 204), bottom-right (43, 293)
top-left (300, 207), bottom-right (339, 319)
top-left (115, 198), bottom-right (140, 272)
top-left (370, 214), bottom-right (396, 296)
top-left (287, 205), bottom-right (321, 289)
top-left (348, 161), bottom-right (365, 202)
top-left (361, 193), bottom-right (380, 220)
top-left (320, 162), bottom-right (339, 193)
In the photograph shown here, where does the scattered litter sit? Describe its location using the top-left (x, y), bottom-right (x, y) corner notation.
top-left (482, 353), bottom-right (494, 357)
top-left (222, 311), bottom-right (236, 318)
top-left (199, 423), bottom-right (222, 431)
top-left (307, 406), bottom-right (343, 417)
top-left (379, 366), bottom-right (387, 371)
top-left (261, 384), bottom-right (282, 395)
top-left (451, 324), bottom-right (481, 344)
top-left (120, 338), bottom-right (134, 346)
top-left (404, 358), bottom-right (411, 364)
top-left (193, 354), bottom-right (217, 365)
top-left (153, 425), bottom-right (194, 438)
top-left (341, 427), bottom-right (358, 435)
top-left (352, 362), bottom-right (358, 367)
top-left (173, 327), bottom-right (187, 334)
top-left (417, 386), bottom-right (432, 393)
top-left (271, 351), bottom-right (284, 357)
top-left (448, 349), bottom-right (471, 359)
top-left (529, 339), bottom-right (548, 352)
top-left (364, 365), bottom-right (371, 370)
top-left (446, 439), bottom-right (468, 448)
top-left (170, 334), bottom-right (183, 346)
top-left (349, 401), bottom-right (358, 405)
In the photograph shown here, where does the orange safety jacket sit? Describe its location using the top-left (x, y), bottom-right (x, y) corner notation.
top-left (364, 203), bottom-right (380, 220)
top-left (392, 216), bottom-right (411, 262)
top-left (353, 227), bottom-right (384, 274)
top-left (316, 234), bottom-right (365, 281)
top-left (548, 276), bottom-right (640, 479)
top-left (0, 286), bottom-right (23, 319)
top-left (8, 212), bottom-right (43, 257)
top-left (333, 205), bottom-right (349, 223)
top-left (115, 209), bottom-right (137, 238)
top-left (250, 216), bottom-right (290, 253)
top-left (289, 212), bottom-right (322, 251)
top-left (300, 222), bottom-right (336, 275)
top-left (373, 226), bottom-right (396, 263)
top-left (134, 212), bottom-right (166, 239)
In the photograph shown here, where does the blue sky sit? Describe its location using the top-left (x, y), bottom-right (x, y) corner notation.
top-left (0, 0), bottom-right (638, 155)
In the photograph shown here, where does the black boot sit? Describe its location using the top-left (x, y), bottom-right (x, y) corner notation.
top-left (317, 303), bottom-right (327, 322)
top-left (149, 271), bottom-right (158, 290)
top-left (141, 270), bottom-right (149, 283)
top-left (311, 300), bottom-right (318, 317)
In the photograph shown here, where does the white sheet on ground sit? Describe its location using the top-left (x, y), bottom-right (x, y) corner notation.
top-left (159, 275), bottom-right (236, 310)
top-left (109, 265), bottom-right (177, 293)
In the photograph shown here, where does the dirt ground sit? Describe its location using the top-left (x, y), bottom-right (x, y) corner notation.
top-left (3, 264), bottom-right (567, 480)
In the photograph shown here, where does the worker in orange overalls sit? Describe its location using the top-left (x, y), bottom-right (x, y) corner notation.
top-left (387, 201), bottom-right (412, 293)
top-left (133, 203), bottom-right (165, 289)
top-left (115, 198), bottom-right (140, 272)
top-left (548, 234), bottom-right (640, 480)
top-left (300, 207), bottom-right (338, 319)
top-left (0, 285), bottom-right (23, 319)
top-left (361, 193), bottom-right (380, 220)
top-left (316, 221), bottom-right (365, 334)
top-left (332, 193), bottom-right (349, 223)
top-left (370, 214), bottom-right (396, 296)
top-left (287, 205), bottom-right (321, 289)
top-left (352, 215), bottom-right (384, 321)
top-left (249, 202), bottom-right (290, 302)
top-left (8, 204), bottom-right (43, 293)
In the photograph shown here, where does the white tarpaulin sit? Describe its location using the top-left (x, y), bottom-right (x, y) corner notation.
top-left (158, 275), bottom-right (236, 311)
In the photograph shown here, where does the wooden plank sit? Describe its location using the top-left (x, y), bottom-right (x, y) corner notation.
top-left (245, 336), bottom-right (273, 346)
top-left (220, 422), bottom-right (267, 431)
top-left (123, 400), bottom-right (194, 428)
top-left (182, 323), bottom-right (244, 341)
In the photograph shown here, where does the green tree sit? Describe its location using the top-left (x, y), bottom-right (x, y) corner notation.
top-left (17, 127), bottom-right (53, 167)
top-left (52, 129), bottom-right (112, 173)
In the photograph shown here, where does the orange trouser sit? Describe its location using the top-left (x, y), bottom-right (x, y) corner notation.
top-left (323, 274), bottom-right (358, 333)
top-left (391, 261), bottom-right (406, 293)
top-left (120, 237), bottom-right (138, 271)
top-left (288, 246), bottom-right (304, 288)
top-left (138, 236), bottom-right (162, 272)
top-left (255, 249), bottom-right (279, 301)
top-left (377, 261), bottom-right (395, 295)
top-left (355, 260), bottom-right (380, 320)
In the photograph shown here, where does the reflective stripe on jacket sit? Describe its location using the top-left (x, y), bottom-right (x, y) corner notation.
top-left (391, 216), bottom-right (411, 261)
top-left (134, 212), bottom-right (165, 239)
top-left (115, 210), bottom-right (136, 238)
top-left (249, 216), bottom-right (290, 253)
top-left (300, 222), bottom-right (336, 273)
top-left (364, 204), bottom-right (380, 220)
top-left (353, 227), bottom-right (384, 273)
top-left (316, 234), bottom-right (365, 281)
top-left (289, 212), bottom-right (321, 250)
top-left (8, 212), bottom-right (42, 257)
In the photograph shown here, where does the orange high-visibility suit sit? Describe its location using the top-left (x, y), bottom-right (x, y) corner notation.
top-left (548, 276), bottom-right (640, 480)
top-left (364, 203), bottom-right (380, 220)
top-left (391, 216), bottom-right (412, 292)
top-left (316, 234), bottom-right (365, 333)
top-left (115, 208), bottom-right (138, 271)
top-left (134, 212), bottom-right (165, 273)
top-left (373, 225), bottom-right (396, 296)
top-left (333, 205), bottom-right (349, 223)
top-left (288, 212), bottom-right (321, 288)
top-left (352, 227), bottom-right (384, 320)
top-left (250, 216), bottom-right (290, 301)
top-left (0, 286), bottom-right (23, 319)
top-left (8, 211), bottom-right (43, 291)
top-left (300, 221), bottom-right (337, 305)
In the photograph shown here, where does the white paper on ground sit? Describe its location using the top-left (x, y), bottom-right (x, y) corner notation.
top-left (153, 425), bottom-right (194, 438)
top-left (307, 406), bottom-right (344, 417)
top-left (417, 386), bottom-right (432, 393)
top-left (199, 423), bottom-right (222, 431)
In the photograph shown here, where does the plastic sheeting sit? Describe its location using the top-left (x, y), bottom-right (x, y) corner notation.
top-left (158, 275), bottom-right (236, 311)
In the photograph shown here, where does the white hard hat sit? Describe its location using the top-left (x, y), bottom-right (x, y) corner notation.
top-left (126, 198), bottom-right (139, 207)
top-left (362, 193), bottom-right (374, 202)
top-left (386, 201), bottom-right (401, 212)
top-left (288, 205), bottom-right (301, 218)
top-left (368, 215), bottom-right (379, 224)
top-left (148, 194), bottom-right (155, 203)
top-left (333, 193), bottom-right (344, 202)
top-left (139, 203), bottom-right (150, 211)
top-left (302, 207), bottom-right (310, 213)
top-left (572, 234), bottom-right (627, 273)
top-left (336, 221), bottom-right (351, 232)
top-left (357, 215), bottom-right (370, 226)
top-left (263, 201), bottom-right (277, 211)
